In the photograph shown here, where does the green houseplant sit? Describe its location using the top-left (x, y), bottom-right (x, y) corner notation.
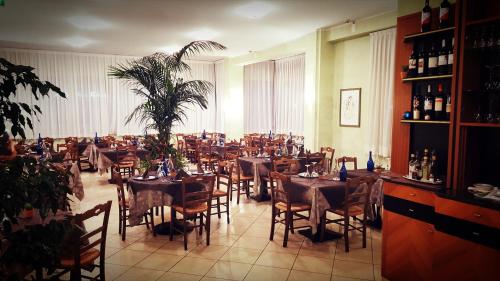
top-left (108, 41), bottom-right (226, 153)
top-left (0, 57), bottom-right (73, 278)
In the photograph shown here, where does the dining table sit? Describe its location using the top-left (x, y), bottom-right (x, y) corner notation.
top-left (127, 175), bottom-right (206, 235)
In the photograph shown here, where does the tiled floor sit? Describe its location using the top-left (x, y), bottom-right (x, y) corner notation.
top-left (67, 172), bottom-right (385, 281)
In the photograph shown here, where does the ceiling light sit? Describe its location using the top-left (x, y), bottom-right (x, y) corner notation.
top-left (233, 1), bottom-right (276, 19)
top-left (186, 28), bottom-right (219, 40)
top-left (60, 35), bottom-right (95, 48)
top-left (66, 15), bottom-right (113, 30)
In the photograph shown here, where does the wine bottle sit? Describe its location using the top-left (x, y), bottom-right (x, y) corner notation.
top-left (428, 43), bottom-right (439, 76)
top-left (424, 84), bottom-right (434, 120)
top-left (94, 132), bottom-right (99, 144)
top-left (421, 148), bottom-right (430, 181)
top-left (269, 130), bottom-right (272, 140)
top-left (413, 92), bottom-right (422, 120)
top-left (202, 129), bottom-right (206, 139)
top-left (367, 151), bottom-right (375, 172)
top-left (409, 49), bottom-right (417, 77)
top-left (408, 153), bottom-right (416, 178)
top-left (439, 0), bottom-right (451, 28)
top-left (446, 92), bottom-right (452, 120)
top-left (339, 159), bottom-right (347, 182)
top-left (434, 83), bottom-right (444, 120)
top-left (417, 47), bottom-right (426, 77)
top-left (447, 37), bottom-right (454, 74)
top-left (415, 151), bottom-right (422, 180)
top-left (429, 151), bottom-right (438, 182)
top-left (421, 0), bottom-right (432, 32)
top-left (38, 133), bottom-right (42, 144)
top-left (438, 39), bottom-right (448, 74)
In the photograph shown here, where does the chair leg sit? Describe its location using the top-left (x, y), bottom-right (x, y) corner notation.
top-left (169, 208), bottom-right (174, 241)
top-left (150, 208), bottom-right (156, 237)
top-left (199, 213), bottom-right (204, 236)
top-left (270, 208), bottom-right (275, 241)
top-left (362, 215), bottom-right (367, 248)
top-left (226, 195), bottom-right (230, 224)
top-left (161, 206), bottom-right (165, 224)
top-left (290, 214), bottom-right (294, 234)
top-left (183, 219), bottom-right (188, 251)
top-left (216, 197), bottom-right (221, 219)
top-left (237, 181), bottom-right (241, 204)
top-left (144, 213), bottom-right (150, 230)
top-left (320, 214), bottom-right (325, 242)
top-left (206, 213), bottom-right (211, 246)
top-left (118, 209), bottom-right (122, 235)
top-left (283, 211), bottom-right (291, 247)
top-left (344, 215), bottom-right (350, 252)
top-left (245, 181), bottom-right (250, 198)
top-left (100, 252), bottom-right (106, 281)
top-left (121, 211), bottom-right (127, 241)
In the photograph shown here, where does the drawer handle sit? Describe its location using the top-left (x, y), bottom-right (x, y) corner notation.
top-left (472, 232), bottom-right (480, 236)
top-left (408, 208), bottom-right (414, 212)
top-left (473, 213), bottom-right (481, 218)
top-left (409, 193), bottom-right (416, 196)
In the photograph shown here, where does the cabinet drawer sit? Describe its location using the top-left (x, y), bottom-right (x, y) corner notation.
top-left (384, 182), bottom-right (435, 207)
top-left (435, 197), bottom-right (500, 229)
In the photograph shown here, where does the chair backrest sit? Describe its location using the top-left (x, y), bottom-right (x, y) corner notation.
top-left (320, 147), bottom-right (335, 171)
top-left (65, 137), bottom-right (78, 144)
top-left (71, 200), bottom-right (112, 267)
top-left (112, 169), bottom-right (127, 208)
top-left (269, 171), bottom-right (291, 206)
top-left (272, 157), bottom-right (294, 174)
top-left (337, 156), bottom-right (358, 170)
top-left (216, 161), bottom-right (234, 191)
top-left (344, 176), bottom-right (375, 215)
top-left (244, 146), bottom-right (259, 157)
top-left (180, 175), bottom-right (215, 210)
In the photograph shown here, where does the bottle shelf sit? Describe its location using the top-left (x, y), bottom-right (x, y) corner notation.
top-left (402, 74), bottom-right (453, 83)
top-left (466, 15), bottom-right (500, 27)
top-left (401, 120), bottom-right (450, 125)
top-left (460, 122), bottom-right (500, 128)
top-left (403, 27), bottom-right (455, 42)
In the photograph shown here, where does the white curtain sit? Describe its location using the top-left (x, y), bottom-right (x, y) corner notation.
top-left (274, 54), bottom-right (305, 135)
top-left (367, 28), bottom-right (396, 157)
top-left (243, 60), bottom-right (275, 134)
top-left (214, 60), bottom-right (225, 133)
top-left (0, 48), bottom-right (221, 138)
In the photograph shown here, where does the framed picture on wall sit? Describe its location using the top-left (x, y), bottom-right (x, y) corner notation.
top-left (339, 88), bottom-right (361, 127)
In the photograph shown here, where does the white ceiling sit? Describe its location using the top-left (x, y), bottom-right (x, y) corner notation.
top-left (0, 0), bottom-right (396, 60)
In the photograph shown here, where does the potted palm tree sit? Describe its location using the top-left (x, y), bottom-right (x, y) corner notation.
top-left (109, 41), bottom-right (226, 155)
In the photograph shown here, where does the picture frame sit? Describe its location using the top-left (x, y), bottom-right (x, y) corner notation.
top-left (339, 88), bottom-right (361, 127)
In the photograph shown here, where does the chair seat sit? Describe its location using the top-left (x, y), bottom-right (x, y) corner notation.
top-left (275, 202), bottom-right (311, 212)
top-left (172, 203), bottom-right (208, 215)
top-left (60, 248), bottom-right (100, 267)
top-left (213, 189), bottom-right (227, 197)
top-left (232, 174), bottom-right (253, 182)
top-left (332, 206), bottom-right (364, 217)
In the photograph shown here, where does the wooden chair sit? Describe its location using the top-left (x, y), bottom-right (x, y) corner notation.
top-left (170, 175), bottom-right (215, 250)
top-left (113, 150), bottom-right (137, 180)
top-left (269, 172), bottom-right (311, 247)
top-left (321, 176), bottom-right (375, 252)
top-left (198, 144), bottom-right (219, 172)
top-left (231, 158), bottom-right (254, 204)
top-left (307, 152), bottom-right (326, 173)
top-left (54, 200), bottom-right (112, 281)
top-left (212, 161), bottom-right (233, 223)
top-left (320, 147), bottom-right (335, 173)
top-left (113, 170), bottom-right (154, 241)
top-left (336, 156), bottom-right (358, 170)
top-left (244, 146), bottom-right (259, 157)
top-left (64, 137), bottom-right (78, 144)
top-left (43, 137), bottom-right (54, 152)
top-left (184, 136), bottom-right (198, 163)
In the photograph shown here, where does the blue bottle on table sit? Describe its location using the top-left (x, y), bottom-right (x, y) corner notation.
top-left (367, 151), bottom-right (375, 172)
top-left (202, 129), bottom-right (206, 140)
top-left (94, 132), bottom-right (99, 144)
top-left (339, 159), bottom-right (348, 182)
top-left (35, 133), bottom-right (43, 155)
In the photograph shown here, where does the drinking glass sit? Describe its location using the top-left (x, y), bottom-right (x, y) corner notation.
top-left (304, 164), bottom-right (311, 177)
top-left (311, 162), bottom-right (318, 175)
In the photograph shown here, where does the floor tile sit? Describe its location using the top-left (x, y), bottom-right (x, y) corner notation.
top-left (126, 241), bottom-right (166, 252)
top-left (115, 267), bottom-right (164, 281)
top-left (332, 260), bottom-right (374, 281)
top-left (292, 255), bottom-right (333, 275)
top-left (233, 236), bottom-right (269, 250)
top-left (135, 253), bottom-right (183, 271)
top-left (335, 247), bottom-right (373, 264)
top-left (106, 249), bottom-right (150, 266)
top-left (264, 240), bottom-right (302, 255)
top-left (255, 252), bottom-right (297, 269)
top-left (220, 247), bottom-right (262, 264)
top-left (188, 245), bottom-right (230, 260)
top-left (157, 272), bottom-right (201, 281)
top-left (288, 270), bottom-right (331, 281)
top-left (205, 261), bottom-right (252, 280)
top-left (244, 265), bottom-right (290, 281)
top-left (156, 241), bottom-right (191, 256)
top-left (169, 256), bottom-right (217, 276)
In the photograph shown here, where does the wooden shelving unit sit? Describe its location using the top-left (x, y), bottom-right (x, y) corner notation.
top-left (466, 15), bottom-right (500, 26)
top-left (403, 26), bottom-right (455, 42)
top-left (401, 120), bottom-right (450, 124)
top-left (460, 122), bottom-right (500, 128)
top-left (402, 74), bottom-right (453, 83)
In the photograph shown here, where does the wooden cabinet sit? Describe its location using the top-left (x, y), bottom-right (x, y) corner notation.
top-left (433, 230), bottom-right (500, 281)
top-left (435, 196), bottom-right (500, 229)
top-left (384, 182), bottom-right (435, 206)
top-left (382, 210), bottom-right (434, 281)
